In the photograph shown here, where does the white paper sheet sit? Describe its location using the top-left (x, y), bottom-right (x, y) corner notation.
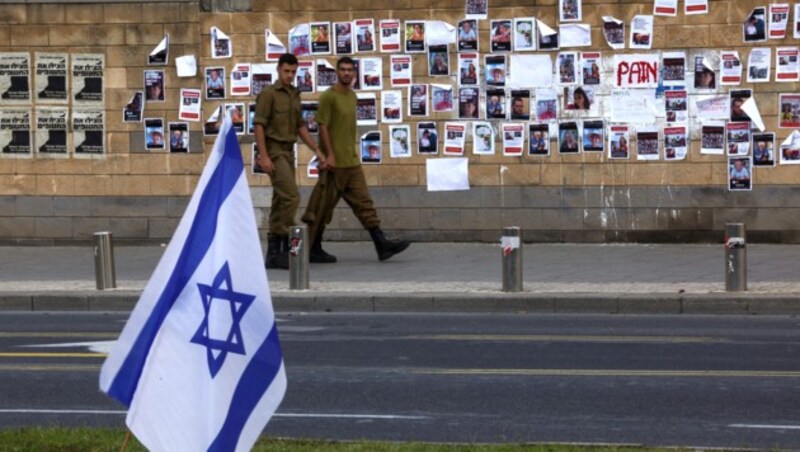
top-left (742, 97), bottom-right (766, 132)
top-left (610, 89), bottom-right (658, 124)
top-left (559, 24), bottom-right (591, 47)
top-left (508, 54), bottom-right (553, 88)
top-left (175, 55), bottom-right (197, 78)
top-left (426, 21), bottom-right (456, 46)
top-left (426, 157), bottom-right (469, 191)
top-left (265, 30), bottom-right (286, 61)
top-left (653, 0), bottom-right (677, 16)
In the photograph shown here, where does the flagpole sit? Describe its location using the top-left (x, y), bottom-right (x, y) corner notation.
top-left (120, 430), bottom-right (132, 452)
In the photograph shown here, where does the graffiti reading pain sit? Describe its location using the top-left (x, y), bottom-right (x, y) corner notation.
top-left (615, 54), bottom-right (659, 88)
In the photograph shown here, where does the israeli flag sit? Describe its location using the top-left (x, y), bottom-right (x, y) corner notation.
top-left (100, 110), bottom-right (286, 451)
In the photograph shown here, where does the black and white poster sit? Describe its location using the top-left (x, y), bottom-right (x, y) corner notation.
top-left (71, 54), bottom-right (104, 105)
top-left (72, 108), bottom-right (105, 156)
top-left (35, 53), bottom-right (68, 103)
top-left (35, 107), bottom-right (68, 156)
top-left (0, 53), bottom-right (31, 105)
top-left (0, 108), bottom-right (31, 156)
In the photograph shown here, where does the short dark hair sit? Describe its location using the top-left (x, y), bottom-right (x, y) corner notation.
top-left (278, 53), bottom-right (298, 67)
top-left (337, 56), bottom-right (355, 69)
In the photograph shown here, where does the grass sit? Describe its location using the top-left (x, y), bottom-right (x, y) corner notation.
top-left (0, 427), bottom-right (671, 451)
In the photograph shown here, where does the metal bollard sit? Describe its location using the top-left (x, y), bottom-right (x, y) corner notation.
top-left (93, 231), bottom-right (117, 290)
top-left (724, 223), bottom-right (747, 292)
top-left (501, 226), bottom-right (523, 292)
top-left (288, 225), bottom-right (309, 290)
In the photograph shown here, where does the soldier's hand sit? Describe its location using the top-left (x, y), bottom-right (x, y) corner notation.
top-left (257, 154), bottom-right (275, 176)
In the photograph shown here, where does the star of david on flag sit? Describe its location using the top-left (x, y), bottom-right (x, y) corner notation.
top-left (99, 109), bottom-right (286, 452)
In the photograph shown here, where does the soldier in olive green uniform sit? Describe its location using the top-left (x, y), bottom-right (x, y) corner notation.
top-left (302, 57), bottom-right (410, 263)
top-left (254, 53), bottom-right (326, 269)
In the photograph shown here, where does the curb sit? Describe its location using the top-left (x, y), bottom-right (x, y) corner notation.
top-left (1, 291), bottom-right (798, 315)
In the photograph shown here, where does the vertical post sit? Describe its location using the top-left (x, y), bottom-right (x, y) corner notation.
top-left (724, 223), bottom-right (747, 292)
top-left (94, 231), bottom-right (116, 290)
top-left (289, 225), bottom-right (309, 290)
top-left (501, 226), bottom-right (523, 292)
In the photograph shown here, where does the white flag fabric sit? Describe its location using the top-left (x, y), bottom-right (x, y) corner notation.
top-left (99, 110), bottom-right (286, 451)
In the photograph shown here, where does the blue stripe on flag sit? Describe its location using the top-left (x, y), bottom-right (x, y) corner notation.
top-left (107, 127), bottom-right (244, 406)
top-left (208, 322), bottom-right (283, 452)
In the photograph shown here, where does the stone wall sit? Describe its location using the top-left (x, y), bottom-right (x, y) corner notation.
top-left (1, 0), bottom-right (799, 244)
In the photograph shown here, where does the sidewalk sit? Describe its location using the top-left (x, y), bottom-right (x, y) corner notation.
top-left (0, 243), bottom-right (798, 314)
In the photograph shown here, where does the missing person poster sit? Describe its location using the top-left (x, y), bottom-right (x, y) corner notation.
top-left (602, 16), bottom-right (625, 50)
top-left (251, 63), bottom-right (277, 96)
top-left (472, 122), bottom-right (495, 155)
top-left (360, 130), bottom-right (382, 164)
top-left (485, 54), bottom-right (506, 87)
top-left (509, 90), bottom-right (530, 120)
top-left (418, 122), bottom-right (438, 155)
top-left (144, 117), bottom-right (165, 151)
top-left (558, 121), bottom-right (580, 153)
top-left (205, 67), bottom-right (225, 99)
top-left (560, 0), bottom-right (582, 22)
top-left (747, 47), bottom-right (771, 83)
top-left (149, 35), bottom-right (169, 65)
top-left (485, 88), bottom-right (506, 119)
top-left (768, 3), bottom-right (790, 39)
top-left (501, 123), bottom-right (525, 156)
top-left (458, 19), bottom-right (479, 52)
top-left (144, 69), bottom-right (165, 102)
top-left (661, 51), bottom-right (686, 86)
top-left (432, 84), bottom-right (454, 112)
top-left (71, 55), bottom-right (104, 105)
top-left (265, 30), bottom-right (286, 61)
top-left (458, 53), bottom-right (480, 85)
top-left (528, 123), bottom-right (550, 156)
top-left (776, 47), bottom-right (800, 82)
top-left (779, 93), bottom-right (800, 128)
top-left (230, 63), bottom-right (251, 96)
top-left (203, 105), bottom-right (222, 136)
top-left (360, 57), bottom-right (383, 90)
top-left (381, 90), bottom-right (402, 123)
top-left (636, 128), bottom-right (659, 160)
top-left (752, 132), bottom-right (776, 166)
top-left (582, 120), bottom-right (604, 152)
top-left (123, 91), bottom-right (144, 123)
top-left (490, 20), bottom-right (512, 52)
top-left (316, 59), bottom-right (337, 92)
top-left (289, 24), bottom-right (311, 57)
top-left (0, 53), bottom-right (31, 105)
top-left (444, 122), bottom-right (466, 155)
top-left (720, 51), bottom-right (742, 85)
top-left (665, 90), bottom-right (688, 123)
top-left (379, 20), bottom-right (401, 52)
top-left (390, 55), bottom-right (412, 87)
top-left (35, 53), bottom-right (67, 103)
top-left (211, 27), bottom-right (232, 59)
top-left (355, 19), bottom-right (376, 53)
top-left (72, 108), bottom-right (104, 156)
top-left (408, 84), bottom-right (428, 117)
top-left (581, 52), bottom-right (602, 85)
top-left (334, 22), bottom-right (354, 55)
top-left (168, 122), bottom-right (189, 153)
top-left (513, 18), bottom-right (536, 51)
top-left (728, 157), bottom-right (752, 191)
top-left (608, 124), bottom-right (630, 159)
top-left (0, 108), bottom-right (31, 156)
top-left (301, 101), bottom-right (319, 133)
top-left (458, 86), bottom-right (479, 119)
top-left (629, 15), bottom-right (653, 50)
top-left (35, 107), bottom-right (68, 156)
top-left (179, 88), bottom-right (202, 122)
top-left (429, 45), bottom-right (450, 76)
top-left (296, 60), bottom-right (316, 93)
top-left (405, 20), bottom-right (426, 53)
top-left (663, 125), bottom-right (687, 160)
top-left (310, 22), bottom-right (332, 55)
top-left (700, 121), bottom-right (725, 154)
top-left (465, 0), bottom-right (488, 20)
top-left (389, 124), bottom-right (412, 158)
top-left (356, 92), bottom-right (378, 125)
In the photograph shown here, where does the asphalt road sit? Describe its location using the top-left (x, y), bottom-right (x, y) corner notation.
top-left (1, 311), bottom-right (800, 448)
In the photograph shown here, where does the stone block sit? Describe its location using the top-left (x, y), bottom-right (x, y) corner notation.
top-left (33, 294), bottom-right (89, 311)
top-left (104, 3), bottom-right (142, 24)
top-left (16, 196), bottom-right (53, 216)
top-left (428, 208), bottom-right (461, 230)
top-left (10, 25), bottom-right (49, 46)
top-left (520, 186), bottom-right (562, 208)
top-left (150, 175), bottom-right (196, 196)
top-left (0, 27), bottom-right (8, 47)
top-left (125, 24), bottom-right (165, 46)
top-left (111, 175), bottom-right (151, 196)
top-left (165, 23), bottom-right (200, 46)
top-left (0, 196), bottom-right (15, 216)
top-left (74, 175), bottom-right (113, 197)
top-left (0, 294), bottom-right (32, 311)
top-left (3, 175), bottom-right (37, 196)
top-left (35, 175), bottom-right (74, 196)
top-left (109, 217), bottom-right (148, 239)
top-left (91, 197), bottom-right (167, 217)
top-left (379, 165), bottom-right (419, 185)
top-left (0, 4), bottom-right (27, 24)
top-left (34, 217), bottom-right (72, 238)
top-left (72, 217), bottom-right (110, 239)
top-left (148, 217), bottom-right (179, 239)
top-left (0, 217), bottom-right (35, 238)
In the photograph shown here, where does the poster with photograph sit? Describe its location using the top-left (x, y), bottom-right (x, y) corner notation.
top-left (251, 63), bottom-right (277, 96)
top-left (144, 70), bottom-right (165, 102)
top-left (747, 48), bottom-right (771, 83)
top-left (728, 157), bottom-right (752, 191)
top-left (535, 88), bottom-right (558, 121)
top-left (490, 20), bottom-right (512, 52)
top-left (465, 0), bottom-right (488, 20)
top-left (559, 121), bottom-right (580, 153)
top-left (71, 54), bottom-right (103, 105)
top-left (296, 60), bottom-right (316, 93)
top-left (654, 0), bottom-right (678, 16)
top-left (780, 131), bottom-right (800, 164)
top-left (664, 90), bottom-right (688, 123)
top-left (458, 86), bottom-right (479, 119)
top-left (334, 22), bottom-right (354, 55)
top-left (148, 35), bottom-right (169, 65)
top-left (247, 103), bottom-right (255, 135)
top-left (203, 105), bottom-right (222, 136)
top-left (485, 55), bottom-right (506, 87)
top-left (168, 122), bottom-right (189, 153)
top-left (123, 91), bottom-right (144, 123)
top-left (537, 20), bottom-right (559, 51)
top-left (602, 16), bottom-right (625, 50)
top-left (636, 128), bottom-right (659, 160)
top-left (582, 120), bottom-right (604, 152)
top-left (360, 57), bottom-right (383, 90)
top-left (630, 15), bottom-right (653, 50)
top-left (796, 5), bottom-right (800, 39)
top-left (700, 121), bottom-right (725, 154)
top-left (663, 125), bottom-right (687, 160)
top-left (352, 58), bottom-right (361, 90)
top-left (485, 88), bottom-right (506, 119)
top-left (301, 101), bottom-right (319, 133)
top-left (432, 84), bottom-right (454, 112)
top-left (720, 51), bottom-right (742, 85)
top-left (564, 86), bottom-right (593, 111)
top-left (389, 124), bottom-right (412, 158)
top-left (608, 125), bottom-right (630, 159)
top-left (776, 47), bottom-right (800, 82)
top-left (72, 109), bottom-right (104, 156)
top-left (265, 30), bottom-right (286, 61)
top-left (360, 131), bottom-right (382, 164)
top-left (179, 88), bottom-right (202, 122)
top-left (662, 52), bottom-right (686, 86)
top-left (509, 90), bottom-right (530, 120)
top-left (729, 89), bottom-right (751, 122)
top-left (580, 52), bottom-right (602, 85)
top-left (444, 122), bottom-right (467, 155)
top-left (429, 45), bottom-right (450, 76)
top-left (752, 132), bottom-right (776, 166)
top-left (408, 84), bottom-right (428, 117)
top-left (310, 22), bottom-right (331, 54)
top-left (355, 19), bottom-right (376, 53)
top-left (768, 3), bottom-right (790, 39)
top-left (289, 24), bottom-right (311, 57)
top-left (528, 123), bottom-right (550, 156)
top-left (211, 27), bottom-right (232, 59)
top-left (557, 52), bottom-right (579, 85)
top-left (694, 56), bottom-right (716, 89)
top-left (472, 122), bottom-right (495, 155)
top-left (418, 122), bottom-right (438, 154)
top-left (458, 53), bottom-right (480, 85)
top-left (685, 0), bottom-right (709, 15)
top-left (381, 90), bottom-right (402, 123)
top-left (230, 63), bottom-right (251, 96)
top-left (356, 92), bottom-right (378, 126)
top-left (502, 123), bottom-right (525, 156)
top-left (35, 53), bottom-right (67, 103)
top-left (389, 55), bottom-right (412, 87)
top-left (779, 93), bottom-right (800, 128)
top-left (744, 7), bottom-right (767, 43)
top-left (316, 59), bottom-right (337, 92)
top-left (35, 107), bottom-right (68, 156)
top-left (513, 18), bottom-right (536, 51)
top-left (458, 20), bottom-right (479, 52)
top-left (405, 21), bottom-right (426, 53)
top-left (205, 67), bottom-right (225, 99)
top-left (0, 108), bottom-right (31, 156)
top-left (225, 103), bottom-right (245, 134)
top-left (379, 20), bottom-right (401, 53)
top-left (560, 0), bottom-right (582, 22)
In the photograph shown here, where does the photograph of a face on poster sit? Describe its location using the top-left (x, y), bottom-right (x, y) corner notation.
top-left (779, 94), bottom-right (800, 128)
top-left (417, 122), bottom-right (438, 155)
top-left (603, 17), bottom-right (625, 49)
top-left (405, 21), bottom-right (426, 53)
top-left (289, 24), bottom-right (311, 57)
top-left (663, 126), bottom-right (687, 161)
top-left (296, 62), bottom-right (315, 93)
top-left (490, 20), bottom-right (512, 52)
top-left (583, 120), bottom-right (604, 152)
top-left (205, 67), bottom-right (225, 99)
top-left (744, 7), bottom-right (767, 42)
top-left (728, 157), bottom-right (752, 191)
top-left (564, 86), bottom-right (593, 111)
top-left (124, 91), bottom-right (144, 123)
top-left (389, 125), bottom-right (412, 158)
top-left (581, 52), bottom-right (601, 85)
top-left (560, 0), bottom-right (582, 22)
top-left (144, 117), bottom-right (165, 151)
top-left (334, 22), bottom-right (353, 54)
top-left (513, 18), bottom-right (536, 51)
top-left (485, 89), bottom-right (506, 119)
top-left (558, 52), bottom-right (578, 85)
top-left (485, 55), bottom-right (506, 87)
top-left (168, 122), bottom-right (189, 153)
top-left (752, 132), bottom-right (775, 166)
top-left (630, 15), bottom-right (653, 49)
top-left (226, 103), bottom-right (245, 134)
top-left (509, 90), bottom-right (530, 121)
top-left (381, 90), bottom-right (402, 123)
top-left (211, 27), bottom-right (231, 59)
top-left (694, 56), bottom-right (716, 89)
top-left (432, 84), bottom-right (454, 112)
top-left (459, 53), bottom-right (480, 85)
top-left (729, 90), bottom-right (752, 122)
top-left (535, 89), bottom-right (558, 121)
top-left (355, 19), bottom-right (376, 53)
top-left (558, 121), bottom-right (580, 153)
top-left (429, 46), bottom-right (450, 76)
top-left (301, 102), bottom-right (319, 134)
top-left (608, 125), bottom-right (630, 159)
top-left (458, 86), bottom-right (479, 119)
top-left (144, 70), bottom-right (164, 102)
top-left (528, 123), bottom-right (550, 156)
top-left (700, 123), bottom-right (725, 154)
top-left (361, 131), bottom-right (382, 164)
top-left (458, 20), bottom-right (479, 52)
top-left (379, 20), bottom-right (401, 53)
top-left (465, 0), bottom-right (488, 20)
top-left (310, 22), bottom-right (331, 54)
top-left (408, 84), bottom-right (428, 117)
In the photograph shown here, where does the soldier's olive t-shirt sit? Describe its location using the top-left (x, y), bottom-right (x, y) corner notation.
top-left (317, 88), bottom-right (359, 168)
